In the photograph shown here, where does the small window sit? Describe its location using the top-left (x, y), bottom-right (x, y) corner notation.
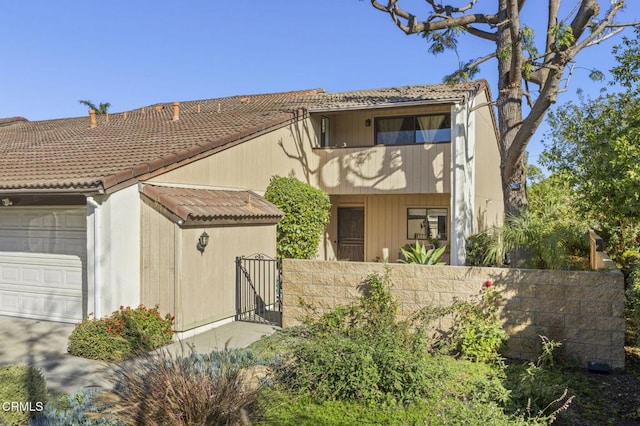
top-left (320, 116), bottom-right (330, 147)
top-left (407, 208), bottom-right (447, 241)
top-left (375, 114), bottom-right (451, 145)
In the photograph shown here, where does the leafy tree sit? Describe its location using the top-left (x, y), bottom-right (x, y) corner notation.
top-left (264, 176), bottom-right (331, 259)
top-left (541, 30), bottom-right (640, 256)
top-left (78, 99), bottom-right (111, 114)
top-left (369, 1), bottom-right (639, 217)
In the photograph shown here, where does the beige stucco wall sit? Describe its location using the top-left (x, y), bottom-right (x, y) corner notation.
top-left (140, 199), bottom-right (278, 331)
top-left (282, 260), bottom-right (625, 369)
top-left (472, 89), bottom-right (504, 232)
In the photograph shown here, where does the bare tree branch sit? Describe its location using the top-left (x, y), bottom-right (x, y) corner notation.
top-left (464, 25), bottom-right (498, 41)
top-left (369, 0), bottom-right (636, 216)
top-left (370, 1), bottom-right (498, 35)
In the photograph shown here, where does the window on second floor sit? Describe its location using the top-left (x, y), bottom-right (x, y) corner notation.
top-left (375, 113), bottom-right (451, 145)
top-left (320, 116), bottom-right (331, 147)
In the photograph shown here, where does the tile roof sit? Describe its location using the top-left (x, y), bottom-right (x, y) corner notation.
top-left (0, 80), bottom-right (489, 194)
top-left (140, 184), bottom-right (284, 226)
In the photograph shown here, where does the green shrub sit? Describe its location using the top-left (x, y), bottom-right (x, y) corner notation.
top-left (399, 241), bottom-right (446, 265)
top-left (281, 268), bottom-right (435, 404)
top-left (264, 176), bottom-right (331, 259)
top-left (287, 336), bottom-right (382, 401)
top-left (261, 357), bottom-right (526, 425)
top-left (96, 349), bottom-right (269, 425)
top-left (465, 232), bottom-right (499, 266)
top-left (68, 305), bottom-right (174, 362)
top-left (0, 365), bottom-right (47, 426)
top-left (433, 286), bottom-right (507, 364)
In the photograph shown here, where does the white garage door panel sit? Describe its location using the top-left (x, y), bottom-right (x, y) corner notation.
top-left (0, 207), bottom-right (87, 323)
top-left (0, 252), bottom-right (84, 323)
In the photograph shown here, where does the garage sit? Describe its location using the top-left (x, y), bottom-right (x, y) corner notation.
top-left (0, 206), bottom-right (86, 323)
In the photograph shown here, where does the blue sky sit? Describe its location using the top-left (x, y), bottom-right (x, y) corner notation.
top-left (0, 1), bottom-right (637, 164)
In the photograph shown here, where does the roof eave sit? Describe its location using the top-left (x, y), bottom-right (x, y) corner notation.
top-left (0, 184), bottom-right (105, 196)
top-left (181, 216), bottom-right (283, 227)
top-left (308, 98), bottom-right (462, 114)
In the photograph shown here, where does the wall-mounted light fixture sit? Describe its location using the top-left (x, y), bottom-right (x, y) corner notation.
top-left (365, 118), bottom-right (371, 127)
top-left (1, 198), bottom-right (13, 207)
top-left (197, 231), bottom-right (209, 253)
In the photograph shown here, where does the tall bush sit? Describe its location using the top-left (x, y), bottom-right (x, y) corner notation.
top-left (264, 176), bottom-right (331, 259)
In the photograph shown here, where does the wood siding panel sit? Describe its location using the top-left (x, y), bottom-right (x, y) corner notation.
top-left (151, 112), bottom-right (453, 196)
top-left (140, 200), bottom-right (177, 326)
top-left (176, 225), bottom-right (277, 331)
top-left (329, 194), bottom-right (450, 263)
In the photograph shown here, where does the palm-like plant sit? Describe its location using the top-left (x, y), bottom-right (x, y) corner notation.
top-left (399, 241), bottom-right (446, 265)
top-left (78, 99), bottom-right (111, 114)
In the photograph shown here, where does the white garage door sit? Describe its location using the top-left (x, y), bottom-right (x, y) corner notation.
top-left (0, 207), bottom-right (86, 323)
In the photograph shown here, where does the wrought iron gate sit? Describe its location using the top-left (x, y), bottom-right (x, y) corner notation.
top-left (235, 254), bottom-right (282, 326)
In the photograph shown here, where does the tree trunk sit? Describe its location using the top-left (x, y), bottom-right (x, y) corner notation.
top-left (495, 1), bottom-right (529, 217)
top-left (502, 157), bottom-right (528, 217)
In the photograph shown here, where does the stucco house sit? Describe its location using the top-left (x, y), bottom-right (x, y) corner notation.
top-left (0, 80), bottom-right (503, 332)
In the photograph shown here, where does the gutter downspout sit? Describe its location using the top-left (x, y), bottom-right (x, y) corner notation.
top-left (87, 197), bottom-right (102, 318)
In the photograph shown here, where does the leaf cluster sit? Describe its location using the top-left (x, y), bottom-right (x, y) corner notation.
top-left (471, 178), bottom-right (590, 271)
top-left (399, 241), bottom-right (446, 265)
top-left (264, 176), bottom-right (331, 259)
top-left (78, 99), bottom-right (111, 114)
top-left (542, 92), bottom-right (640, 255)
top-left (434, 287), bottom-right (508, 363)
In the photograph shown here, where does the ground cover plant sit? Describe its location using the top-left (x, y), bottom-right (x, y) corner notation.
top-left (67, 305), bottom-right (174, 362)
top-left (0, 365), bottom-right (46, 426)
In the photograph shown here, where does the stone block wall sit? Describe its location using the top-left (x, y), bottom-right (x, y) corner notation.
top-left (282, 259), bottom-right (626, 369)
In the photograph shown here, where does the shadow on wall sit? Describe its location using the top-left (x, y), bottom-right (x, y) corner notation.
top-left (278, 113), bottom-right (446, 196)
top-left (488, 268), bottom-right (625, 370)
top-left (280, 259), bottom-right (626, 370)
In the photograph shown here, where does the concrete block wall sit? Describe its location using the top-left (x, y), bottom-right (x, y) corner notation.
top-left (282, 259), bottom-right (626, 369)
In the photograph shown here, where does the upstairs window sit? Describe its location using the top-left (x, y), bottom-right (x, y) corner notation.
top-left (375, 113), bottom-right (451, 145)
top-left (320, 116), bottom-right (331, 147)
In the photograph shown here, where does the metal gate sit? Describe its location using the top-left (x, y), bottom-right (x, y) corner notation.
top-left (235, 254), bottom-right (282, 326)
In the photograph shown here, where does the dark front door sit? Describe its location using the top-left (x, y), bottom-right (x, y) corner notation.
top-left (338, 207), bottom-right (364, 261)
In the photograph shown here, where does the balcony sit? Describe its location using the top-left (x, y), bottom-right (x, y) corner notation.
top-left (311, 143), bottom-right (450, 195)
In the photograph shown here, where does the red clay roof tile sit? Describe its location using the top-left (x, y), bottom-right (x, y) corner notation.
top-left (140, 184), bottom-right (284, 225)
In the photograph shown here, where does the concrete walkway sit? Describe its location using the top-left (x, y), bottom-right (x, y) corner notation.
top-left (0, 316), bottom-right (279, 395)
